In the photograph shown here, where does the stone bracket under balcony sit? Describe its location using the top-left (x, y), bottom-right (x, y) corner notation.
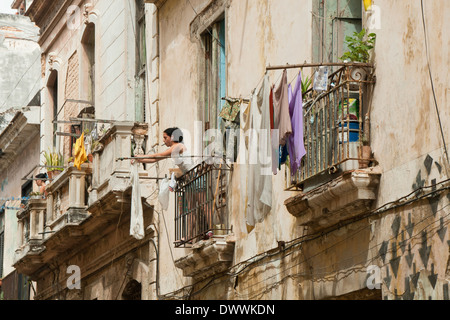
top-left (14, 198), bottom-right (48, 277)
top-left (285, 169), bottom-right (381, 231)
top-left (45, 163), bottom-right (92, 231)
top-left (174, 235), bottom-right (235, 281)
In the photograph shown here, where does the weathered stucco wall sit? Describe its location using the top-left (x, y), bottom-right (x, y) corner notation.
top-left (370, 0), bottom-right (450, 205)
top-left (365, 0), bottom-right (450, 300)
top-left (152, 0), bottom-right (450, 301)
top-left (154, 0), bottom-right (314, 299)
top-left (0, 134), bottom-right (40, 278)
top-left (0, 13), bottom-right (41, 283)
top-left (39, 0), bottom-right (139, 155)
top-left (34, 211), bottom-right (153, 300)
top-left (4, 0), bottom-right (448, 301)
top-left (0, 13), bottom-right (40, 110)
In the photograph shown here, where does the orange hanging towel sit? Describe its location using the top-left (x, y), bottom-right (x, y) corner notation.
top-left (74, 132), bottom-right (87, 170)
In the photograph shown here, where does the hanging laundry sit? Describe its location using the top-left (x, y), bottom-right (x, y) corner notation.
top-left (158, 177), bottom-right (170, 211)
top-left (240, 97), bottom-right (252, 149)
top-left (270, 85), bottom-right (279, 175)
top-left (273, 69), bottom-right (292, 146)
top-left (130, 162), bottom-right (145, 240)
top-left (258, 74), bottom-right (272, 204)
top-left (279, 144), bottom-right (288, 170)
top-left (288, 71), bottom-right (307, 177)
top-left (73, 132), bottom-right (87, 170)
top-left (269, 86), bottom-right (274, 130)
top-left (168, 172), bottom-right (177, 192)
top-left (244, 74), bottom-right (272, 232)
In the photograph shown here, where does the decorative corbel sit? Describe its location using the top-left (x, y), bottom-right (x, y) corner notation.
top-left (47, 52), bottom-right (62, 72)
top-left (83, 3), bottom-right (92, 25)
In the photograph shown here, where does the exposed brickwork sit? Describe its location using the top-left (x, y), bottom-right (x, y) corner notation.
top-left (64, 51), bottom-right (79, 160)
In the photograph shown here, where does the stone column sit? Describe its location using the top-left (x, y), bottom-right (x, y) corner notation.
top-left (38, 209), bottom-right (45, 238)
top-left (29, 209), bottom-right (38, 240)
top-left (69, 168), bottom-right (86, 209)
top-left (17, 220), bottom-right (24, 247)
top-left (90, 152), bottom-right (100, 204)
top-left (112, 123), bottom-right (134, 175)
top-left (46, 193), bottom-right (54, 222)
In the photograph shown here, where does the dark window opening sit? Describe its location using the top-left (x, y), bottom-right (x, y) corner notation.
top-left (48, 70), bottom-right (59, 149)
top-left (122, 279), bottom-right (142, 300)
top-left (81, 23), bottom-right (96, 108)
top-left (135, 0), bottom-right (147, 123)
top-left (312, 0), bottom-right (362, 63)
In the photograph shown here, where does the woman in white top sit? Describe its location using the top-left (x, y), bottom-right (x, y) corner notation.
top-left (133, 127), bottom-right (191, 173)
top-left (133, 127), bottom-right (197, 244)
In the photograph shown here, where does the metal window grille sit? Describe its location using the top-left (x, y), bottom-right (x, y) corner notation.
top-left (174, 161), bottom-right (232, 247)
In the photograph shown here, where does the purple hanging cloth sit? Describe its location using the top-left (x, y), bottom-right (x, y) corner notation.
top-left (288, 71), bottom-right (306, 176)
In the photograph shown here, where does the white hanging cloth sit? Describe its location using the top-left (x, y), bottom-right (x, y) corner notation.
top-left (130, 162), bottom-right (145, 240)
top-left (158, 177), bottom-right (170, 211)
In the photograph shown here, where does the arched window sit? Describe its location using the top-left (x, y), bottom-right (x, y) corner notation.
top-left (121, 279), bottom-right (142, 300)
top-left (81, 22), bottom-right (95, 109)
top-left (47, 70), bottom-right (58, 149)
top-left (135, 0), bottom-right (147, 123)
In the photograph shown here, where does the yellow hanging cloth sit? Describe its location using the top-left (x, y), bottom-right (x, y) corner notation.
top-left (364, 0), bottom-right (372, 11)
top-left (74, 132), bottom-right (87, 170)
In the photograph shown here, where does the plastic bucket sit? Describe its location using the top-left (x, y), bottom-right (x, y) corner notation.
top-left (338, 98), bottom-right (359, 120)
top-left (338, 121), bottom-right (360, 143)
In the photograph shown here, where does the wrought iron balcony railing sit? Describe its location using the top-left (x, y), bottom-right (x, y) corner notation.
top-left (287, 63), bottom-right (375, 187)
top-left (174, 161), bottom-right (232, 247)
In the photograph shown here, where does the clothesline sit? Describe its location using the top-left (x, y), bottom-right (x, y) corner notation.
top-left (249, 61), bottom-right (371, 101)
top-left (266, 62), bottom-right (373, 71)
top-left (115, 155), bottom-right (227, 162)
top-left (239, 68), bottom-right (302, 102)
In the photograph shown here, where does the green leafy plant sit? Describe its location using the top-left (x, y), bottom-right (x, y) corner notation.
top-left (340, 29), bottom-right (376, 63)
top-left (301, 75), bottom-right (312, 99)
top-left (43, 150), bottom-right (64, 172)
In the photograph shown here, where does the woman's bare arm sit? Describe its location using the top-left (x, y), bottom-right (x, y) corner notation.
top-left (134, 144), bottom-right (186, 164)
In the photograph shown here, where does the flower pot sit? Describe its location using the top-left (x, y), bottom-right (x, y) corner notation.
top-left (349, 66), bottom-right (368, 91)
top-left (47, 170), bottom-right (61, 180)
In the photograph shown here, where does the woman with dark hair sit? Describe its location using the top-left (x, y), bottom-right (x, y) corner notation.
top-left (133, 127), bottom-right (191, 172)
top-left (35, 173), bottom-right (48, 198)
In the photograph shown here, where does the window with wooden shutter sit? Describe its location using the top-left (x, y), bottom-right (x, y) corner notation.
top-left (135, 0), bottom-right (147, 123)
top-left (312, 0), bottom-right (362, 63)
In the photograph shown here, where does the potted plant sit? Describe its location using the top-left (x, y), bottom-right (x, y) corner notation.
top-left (301, 74), bottom-right (312, 100)
top-left (340, 29), bottom-right (376, 82)
top-left (340, 29), bottom-right (376, 63)
top-left (30, 192), bottom-right (43, 200)
top-left (43, 150), bottom-right (64, 180)
top-left (67, 156), bottom-right (74, 166)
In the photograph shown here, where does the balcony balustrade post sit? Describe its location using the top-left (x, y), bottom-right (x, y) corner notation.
top-left (29, 209), bottom-right (38, 240)
top-left (133, 134), bottom-right (145, 171)
top-left (90, 152), bottom-right (100, 203)
top-left (113, 124), bottom-right (134, 175)
top-left (38, 209), bottom-right (44, 239)
top-left (18, 220), bottom-right (24, 247)
top-left (69, 169), bottom-right (86, 209)
top-left (46, 192), bottom-right (54, 222)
